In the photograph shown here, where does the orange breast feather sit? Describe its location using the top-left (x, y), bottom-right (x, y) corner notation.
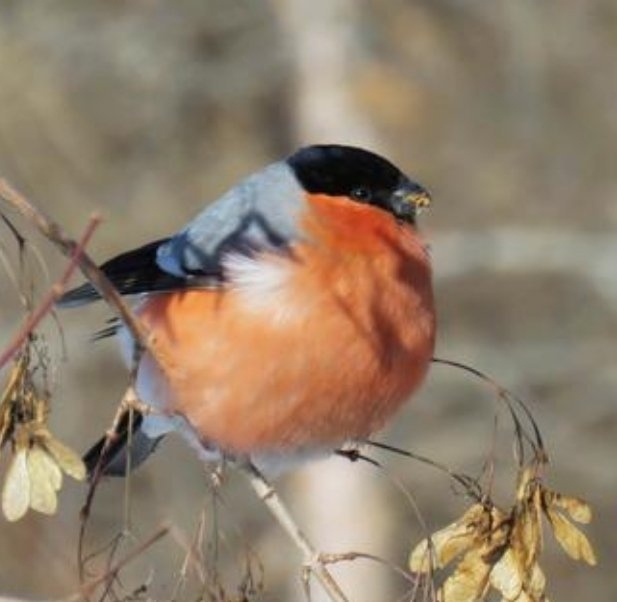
top-left (135, 194), bottom-right (435, 453)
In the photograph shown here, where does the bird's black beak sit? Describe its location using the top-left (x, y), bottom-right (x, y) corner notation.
top-left (390, 180), bottom-right (432, 224)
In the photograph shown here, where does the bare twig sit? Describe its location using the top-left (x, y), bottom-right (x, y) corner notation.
top-left (69, 524), bottom-right (170, 602)
top-left (78, 385), bottom-right (155, 581)
top-left (0, 215), bottom-right (100, 369)
top-left (0, 178), bottom-right (167, 369)
top-left (431, 356), bottom-right (548, 463)
top-left (319, 551), bottom-right (417, 587)
top-left (0, 179), bottom-right (176, 588)
top-left (364, 441), bottom-right (483, 502)
top-left (244, 463), bottom-right (350, 602)
top-left (168, 515), bottom-right (211, 601)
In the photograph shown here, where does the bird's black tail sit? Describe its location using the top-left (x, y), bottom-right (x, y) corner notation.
top-left (83, 409), bottom-right (164, 479)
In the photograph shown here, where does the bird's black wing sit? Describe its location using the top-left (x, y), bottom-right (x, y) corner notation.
top-left (57, 238), bottom-right (219, 307)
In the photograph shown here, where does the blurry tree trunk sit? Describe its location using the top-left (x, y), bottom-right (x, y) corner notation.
top-left (275, 0), bottom-right (378, 146)
top-left (274, 1), bottom-right (396, 601)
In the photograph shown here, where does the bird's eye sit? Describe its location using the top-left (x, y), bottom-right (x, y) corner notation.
top-left (351, 187), bottom-right (372, 202)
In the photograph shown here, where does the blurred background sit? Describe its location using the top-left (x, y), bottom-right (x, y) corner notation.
top-left (0, 0), bottom-right (615, 600)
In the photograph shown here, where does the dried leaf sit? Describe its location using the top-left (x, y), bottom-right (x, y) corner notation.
top-left (34, 445), bottom-right (62, 491)
top-left (543, 490), bottom-right (592, 524)
top-left (409, 465), bottom-right (594, 601)
top-left (37, 431), bottom-right (86, 481)
top-left (490, 518), bottom-right (549, 601)
top-left (525, 562), bottom-right (547, 600)
top-left (410, 504), bottom-right (486, 572)
top-left (490, 551), bottom-right (548, 602)
top-left (32, 393), bottom-right (49, 425)
top-left (0, 399), bottom-right (12, 450)
top-left (492, 548), bottom-right (524, 600)
top-left (2, 449), bottom-right (30, 521)
top-left (0, 359), bottom-right (24, 449)
top-left (441, 545), bottom-right (492, 602)
top-left (27, 446), bottom-right (58, 515)
top-left (544, 506), bottom-right (596, 566)
top-left (511, 482), bottom-right (543, 572)
top-left (505, 589), bottom-right (538, 602)
top-left (515, 466), bottom-right (538, 503)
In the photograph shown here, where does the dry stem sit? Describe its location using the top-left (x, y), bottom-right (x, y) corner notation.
top-left (0, 178), bottom-right (166, 368)
top-left (70, 524), bottom-right (170, 601)
top-left (245, 463), bottom-right (350, 602)
top-left (0, 215), bottom-right (100, 369)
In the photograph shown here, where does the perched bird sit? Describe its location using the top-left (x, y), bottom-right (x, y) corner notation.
top-left (60, 145), bottom-right (436, 478)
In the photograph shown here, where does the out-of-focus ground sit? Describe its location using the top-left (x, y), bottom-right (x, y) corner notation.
top-left (0, 1), bottom-right (615, 600)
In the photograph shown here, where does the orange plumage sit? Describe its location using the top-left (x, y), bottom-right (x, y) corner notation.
top-left (135, 192), bottom-right (435, 454)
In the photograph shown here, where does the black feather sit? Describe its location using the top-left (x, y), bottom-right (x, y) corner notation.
top-left (91, 320), bottom-right (122, 340)
top-left (83, 410), bottom-right (164, 478)
top-left (58, 238), bottom-right (190, 306)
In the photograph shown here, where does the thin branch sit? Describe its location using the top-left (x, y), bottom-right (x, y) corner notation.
top-left (0, 179), bottom-right (173, 587)
top-left (431, 356), bottom-right (548, 463)
top-left (243, 463), bottom-right (350, 602)
top-left (169, 515), bottom-right (208, 600)
top-left (78, 385), bottom-right (155, 581)
top-left (319, 551), bottom-right (418, 587)
top-left (0, 178), bottom-right (167, 369)
top-left (0, 181), bottom-right (177, 584)
top-left (364, 440), bottom-right (484, 502)
top-left (0, 215), bottom-right (100, 370)
top-left (69, 524), bottom-right (170, 602)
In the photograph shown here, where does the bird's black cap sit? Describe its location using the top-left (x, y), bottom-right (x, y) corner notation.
top-left (287, 145), bottom-right (430, 223)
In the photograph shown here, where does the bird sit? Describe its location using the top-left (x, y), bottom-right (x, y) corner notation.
top-left (60, 144), bottom-right (436, 479)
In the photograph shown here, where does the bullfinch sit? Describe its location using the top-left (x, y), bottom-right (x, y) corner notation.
top-left (60, 145), bottom-right (436, 478)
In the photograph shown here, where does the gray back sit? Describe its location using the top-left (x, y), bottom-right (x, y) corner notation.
top-left (156, 161), bottom-right (306, 277)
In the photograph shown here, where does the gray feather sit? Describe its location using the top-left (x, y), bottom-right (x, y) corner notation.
top-left (156, 162), bottom-right (305, 277)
